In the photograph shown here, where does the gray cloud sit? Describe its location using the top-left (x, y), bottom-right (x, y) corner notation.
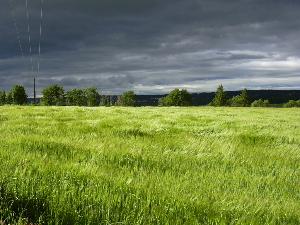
top-left (1, 0), bottom-right (300, 95)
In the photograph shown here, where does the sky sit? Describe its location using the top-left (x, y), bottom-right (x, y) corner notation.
top-left (1, 0), bottom-right (300, 95)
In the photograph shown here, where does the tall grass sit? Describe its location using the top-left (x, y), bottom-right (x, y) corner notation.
top-left (0, 106), bottom-right (299, 224)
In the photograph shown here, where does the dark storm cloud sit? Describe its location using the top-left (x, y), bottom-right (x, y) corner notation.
top-left (1, 0), bottom-right (300, 95)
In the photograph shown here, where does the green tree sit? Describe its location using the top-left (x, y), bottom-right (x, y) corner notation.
top-left (159, 89), bottom-right (192, 106)
top-left (6, 92), bottom-right (13, 104)
top-left (251, 99), bottom-right (270, 107)
top-left (158, 97), bottom-right (167, 106)
top-left (66, 89), bottom-right (87, 106)
top-left (100, 95), bottom-right (111, 107)
top-left (42, 85), bottom-right (65, 106)
top-left (284, 100), bottom-right (300, 108)
top-left (85, 88), bottom-right (100, 107)
top-left (229, 89), bottom-right (250, 107)
top-left (210, 85), bottom-right (227, 106)
top-left (0, 90), bottom-right (6, 105)
top-left (10, 85), bottom-right (27, 105)
top-left (118, 91), bottom-right (136, 106)
top-left (239, 89), bottom-right (250, 106)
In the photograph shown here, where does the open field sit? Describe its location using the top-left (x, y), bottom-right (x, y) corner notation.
top-left (0, 106), bottom-right (299, 224)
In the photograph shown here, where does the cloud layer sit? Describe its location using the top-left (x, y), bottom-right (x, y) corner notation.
top-left (1, 0), bottom-right (300, 95)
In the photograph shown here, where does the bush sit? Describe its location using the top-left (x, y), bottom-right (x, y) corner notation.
top-left (0, 90), bottom-right (6, 105)
top-left (100, 96), bottom-right (112, 107)
top-left (66, 89), bottom-right (87, 106)
top-left (284, 100), bottom-right (300, 108)
top-left (159, 89), bottom-right (192, 106)
top-left (6, 92), bottom-right (13, 104)
top-left (85, 88), bottom-right (100, 107)
top-left (117, 91), bottom-right (136, 107)
top-left (251, 99), bottom-right (270, 107)
top-left (42, 85), bottom-right (65, 106)
top-left (42, 86), bottom-right (101, 107)
top-left (228, 89), bottom-right (250, 107)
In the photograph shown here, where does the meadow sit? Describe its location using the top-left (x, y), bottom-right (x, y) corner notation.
top-left (0, 106), bottom-right (299, 224)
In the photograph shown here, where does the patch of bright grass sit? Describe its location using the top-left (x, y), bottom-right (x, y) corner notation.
top-left (0, 106), bottom-right (299, 224)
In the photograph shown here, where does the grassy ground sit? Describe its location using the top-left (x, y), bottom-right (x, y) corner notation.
top-left (0, 106), bottom-right (299, 224)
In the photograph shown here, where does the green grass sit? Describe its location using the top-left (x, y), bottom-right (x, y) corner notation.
top-left (0, 106), bottom-right (299, 224)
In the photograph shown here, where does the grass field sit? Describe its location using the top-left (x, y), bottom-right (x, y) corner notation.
top-left (0, 106), bottom-right (299, 224)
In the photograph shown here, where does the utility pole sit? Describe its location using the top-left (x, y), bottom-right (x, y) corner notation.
top-left (34, 77), bottom-right (36, 104)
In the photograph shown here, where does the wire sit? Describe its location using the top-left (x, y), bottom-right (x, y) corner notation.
top-left (8, 0), bottom-right (24, 58)
top-left (25, 0), bottom-right (34, 73)
top-left (9, 0), bottom-right (46, 99)
top-left (37, 0), bottom-right (44, 77)
top-left (10, 0), bottom-right (45, 87)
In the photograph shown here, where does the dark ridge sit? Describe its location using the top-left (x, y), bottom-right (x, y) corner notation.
top-left (191, 90), bottom-right (300, 106)
top-left (133, 90), bottom-right (300, 106)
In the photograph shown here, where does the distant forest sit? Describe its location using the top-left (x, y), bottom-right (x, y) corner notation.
top-left (27, 90), bottom-right (300, 106)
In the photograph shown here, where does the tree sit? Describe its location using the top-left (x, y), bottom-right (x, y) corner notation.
top-left (158, 97), bottom-right (167, 106)
top-left (10, 85), bottom-right (27, 105)
top-left (66, 89), bottom-right (87, 106)
top-left (0, 90), bottom-right (6, 105)
top-left (85, 88), bottom-right (100, 107)
top-left (100, 95), bottom-right (111, 107)
top-left (42, 85), bottom-right (65, 106)
top-left (239, 89), bottom-right (250, 106)
top-left (251, 99), bottom-right (270, 107)
top-left (159, 89), bottom-right (192, 106)
top-left (210, 85), bottom-right (227, 106)
top-left (228, 89), bottom-right (250, 107)
top-left (118, 91), bottom-right (136, 106)
top-left (284, 100), bottom-right (300, 108)
top-left (6, 92), bottom-right (13, 104)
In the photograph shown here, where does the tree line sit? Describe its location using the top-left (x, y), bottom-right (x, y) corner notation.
top-left (39, 85), bottom-right (137, 107)
top-left (0, 85), bottom-right (27, 105)
top-left (0, 85), bottom-right (137, 107)
top-left (208, 85), bottom-right (300, 107)
top-left (0, 84), bottom-right (300, 108)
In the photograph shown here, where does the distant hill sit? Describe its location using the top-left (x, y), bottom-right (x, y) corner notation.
top-left (191, 90), bottom-right (300, 106)
top-left (28, 90), bottom-right (300, 106)
top-left (135, 90), bottom-right (300, 106)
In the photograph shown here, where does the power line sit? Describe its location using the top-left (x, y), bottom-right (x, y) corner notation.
top-left (8, 0), bottom-right (24, 58)
top-left (10, 0), bottom-right (46, 100)
top-left (37, 0), bottom-right (44, 77)
top-left (25, 0), bottom-right (34, 73)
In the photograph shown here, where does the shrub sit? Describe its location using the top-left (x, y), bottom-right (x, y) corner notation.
top-left (100, 96), bottom-right (112, 107)
top-left (42, 85), bottom-right (65, 106)
top-left (284, 100), bottom-right (300, 108)
top-left (0, 90), bottom-right (6, 105)
top-left (117, 91), bottom-right (136, 107)
top-left (159, 89), bottom-right (192, 106)
top-left (251, 99), bottom-right (270, 107)
top-left (66, 89), bottom-right (87, 106)
top-left (85, 88), bottom-right (100, 107)
top-left (6, 92), bottom-right (13, 104)
top-left (228, 89), bottom-right (250, 107)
